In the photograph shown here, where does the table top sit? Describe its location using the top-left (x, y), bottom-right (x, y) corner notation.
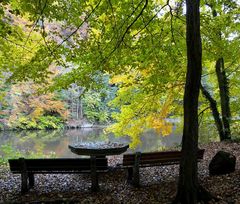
top-left (68, 142), bottom-right (129, 156)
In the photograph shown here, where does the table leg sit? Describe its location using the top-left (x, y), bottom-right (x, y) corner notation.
top-left (96, 155), bottom-right (108, 167)
top-left (90, 155), bottom-right (99, 191)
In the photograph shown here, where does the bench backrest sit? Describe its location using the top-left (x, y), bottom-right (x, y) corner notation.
top-left (9, 158), bottom-right (108, 173)
top-left (123, 149), bottom-right (205, 166)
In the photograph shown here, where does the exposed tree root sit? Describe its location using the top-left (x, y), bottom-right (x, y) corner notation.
top-left (172, 185), bottom-right (219, 204)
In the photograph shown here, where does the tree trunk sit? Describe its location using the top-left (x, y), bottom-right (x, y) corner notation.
top-left (79, 98), bottom-right (83, 119)
top-left (200, 84), bottom-right (225, 141)
top-left (76, 98), bottom-right (79, 120)
top-left (173, 0), bottom-right (212, 203)
top-left (210, 5), bottom-right (231, 140)
top-left (215, 58), bottom-right (231, 140)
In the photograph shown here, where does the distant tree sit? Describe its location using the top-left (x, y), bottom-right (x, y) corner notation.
top-left (7, 80), bottom-right (68, 129)
top-left (200, 0), bottom-right (240, 141)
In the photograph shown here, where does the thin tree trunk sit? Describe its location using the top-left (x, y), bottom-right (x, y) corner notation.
top-left (78, 87), bottom-right (85, 119)
top-left (211, 5), bottom-right (231, 140)
top-left (71, 95), bottom-right (74, 119)
top-left (76, 98), bottom-right (79, 120)
top-left (173, 0), bottom-right (212, 203)
top-left (215, 58), bottom-right (231, 139)
top-left (80, 99), bottom-right (83, 119)
top-left (200, 84), bottom-right (225, 141)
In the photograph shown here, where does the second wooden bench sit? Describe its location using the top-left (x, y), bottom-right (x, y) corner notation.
top-left (123, 149), bottom-right (205, 186)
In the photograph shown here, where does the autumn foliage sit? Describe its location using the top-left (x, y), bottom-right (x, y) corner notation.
top-left (7, 82), bottom-right (68, 129)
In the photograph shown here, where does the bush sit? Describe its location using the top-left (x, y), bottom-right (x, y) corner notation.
top-left (37, 116), bottom-right (64, 129)
top-left (9, 115), bottom-right (64, 130)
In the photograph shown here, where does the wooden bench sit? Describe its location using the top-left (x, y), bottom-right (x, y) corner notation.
top-left (9, 157), bottom-right (108, 194)
top-left (123, 149), bottom-right (205, 187)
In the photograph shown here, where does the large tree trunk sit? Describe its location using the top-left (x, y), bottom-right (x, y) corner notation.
top-left (173, 0), bottom-right (212, 203)
top-left (200, 84), bottom-right (225, 141)
top-left (215, 58), bottom-right (231, 140)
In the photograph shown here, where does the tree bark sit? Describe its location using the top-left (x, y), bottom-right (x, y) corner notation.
top-left (200, 84), bottom-right (225, 141)
top-left (173, 0), bottom-right (212, 203)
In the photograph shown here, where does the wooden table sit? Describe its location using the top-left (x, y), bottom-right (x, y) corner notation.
top-left (68, 142), bottom-right (129, 191)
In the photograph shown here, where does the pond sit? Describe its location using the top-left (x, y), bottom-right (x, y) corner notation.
top-left (0, 123), bottom-right (218, 158)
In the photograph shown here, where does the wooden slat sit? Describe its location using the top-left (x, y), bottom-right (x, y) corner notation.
top-left (124, 150), bottom-right (183, 159)
top-left (123, 149), bottom-right (204, 166)
top-left (10, 169), bottom-right (108, 174)
top-left (124, 149), bottom-right (204, 160)
top-left (123, 158), bottom-right (181, 166)
top-left (123, 153), bottom-right (181, 161)
top-left (9, 158), bottom-right (108, 173)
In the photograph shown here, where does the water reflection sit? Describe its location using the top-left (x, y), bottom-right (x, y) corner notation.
top-left (0, 127), bottom-right (185, 157)
top-left (2, 122), bottom-right (220, 158)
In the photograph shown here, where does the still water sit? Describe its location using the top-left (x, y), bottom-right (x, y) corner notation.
top-left (0, 127), bottom-right (185, 157)
top-left (0, 121), bottom-right (218, 158)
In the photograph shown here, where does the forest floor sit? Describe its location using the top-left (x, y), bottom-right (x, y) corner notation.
top-left (0, 141), bottom-right (239, 204)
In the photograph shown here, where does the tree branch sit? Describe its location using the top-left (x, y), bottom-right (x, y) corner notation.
top-left (23, 0), bottom-right (48, 47)
top-left (54, 0), bottom-right (102, 51)
top-left (0, 34), bottom-right (33, 53)
top-left (102, 0), bottom-right (148, 64)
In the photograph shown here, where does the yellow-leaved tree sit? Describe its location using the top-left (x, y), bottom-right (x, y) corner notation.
top-left (107, 69), bottom-right (183, 147)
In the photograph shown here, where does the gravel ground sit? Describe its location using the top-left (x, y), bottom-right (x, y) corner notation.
top-left (0, 141), bottom-right (239, 204)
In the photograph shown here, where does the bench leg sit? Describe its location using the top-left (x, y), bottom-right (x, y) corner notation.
top-left (127, 167), bottom-right (133, 182)
top-left (19, 158), bottom-right (28, 194)
top-left (90, 156), bottom-right (99, 192)
top-left (21, 172), bottom-right (28, 194)
top-left (133, 166), bottom-right (140, 187)
top-left (28, 173), bottom-right (34, 188)
top-left (132, 152), bottom-right (141, 187)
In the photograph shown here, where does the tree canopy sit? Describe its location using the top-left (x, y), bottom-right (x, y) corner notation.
top-left (0, 0), bottom-right (240, 202)
top-left (2, 0), bottom-right (238, 141)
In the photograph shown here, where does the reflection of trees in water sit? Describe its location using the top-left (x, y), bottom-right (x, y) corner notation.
top-left (0, 124), bottom-right (216, 157)
top-left (52, 137), bottom-right (69, 156)
top-left (68, 128), bottom-right (109, 145)
top-left (0, 128), bottom-right (113, 157)
top-left (0, 128), bottom-right (178, 156)
top-left (0, 129), bottom-right (65, 153)
top-left (132, 131), bottom-right (166, 152)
